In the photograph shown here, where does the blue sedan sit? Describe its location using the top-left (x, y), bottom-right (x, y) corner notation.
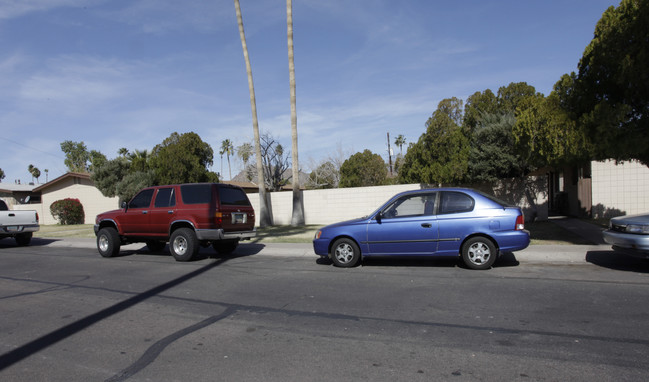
top-left (313, 188), bottom-right (530, 270)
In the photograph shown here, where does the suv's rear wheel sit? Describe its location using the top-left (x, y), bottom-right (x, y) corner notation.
top-left (170, 228), bottom-right (198, 261)
top-left (97, 227), bottom-right (120, 258)
top-left (212, 239), bottom-right (239, 254)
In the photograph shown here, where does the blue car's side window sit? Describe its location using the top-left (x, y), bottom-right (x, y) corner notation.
top-left (381, 193), bottom-right (436, 219)
top-left (439, 192), bottom-right (474, 214)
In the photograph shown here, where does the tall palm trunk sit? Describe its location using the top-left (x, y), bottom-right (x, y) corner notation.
top-left (287, 0), bottom-right (304, 226)
top-left (234, 0), bottom-right (271, 226)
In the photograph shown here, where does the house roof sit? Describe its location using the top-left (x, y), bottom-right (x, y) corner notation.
top-left (0, 183), bottom-right (39, 193)
top-left (33, 172), bottom-right (91, 192)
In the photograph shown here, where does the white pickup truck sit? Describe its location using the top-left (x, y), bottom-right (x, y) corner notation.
top-left (0, 199), bottom-right (40, 245)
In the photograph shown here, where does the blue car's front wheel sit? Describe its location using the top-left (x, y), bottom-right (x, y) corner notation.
top-left (331, 238), bottom-right (361, 267)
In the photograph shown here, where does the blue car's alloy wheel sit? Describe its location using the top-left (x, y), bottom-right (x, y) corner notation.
top-left (331, 238), bottom-right (360, 267)
top-left (462, 237), bottom-right (497, 270)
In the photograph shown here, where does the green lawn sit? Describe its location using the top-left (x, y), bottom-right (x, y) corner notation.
top-left (35, 221), bottom-right (590, 245)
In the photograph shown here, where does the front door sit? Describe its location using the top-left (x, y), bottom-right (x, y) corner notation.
top-left (120, 189), bottom-right (154, 235)
top-left (366, 192), bottom-right (438, 255)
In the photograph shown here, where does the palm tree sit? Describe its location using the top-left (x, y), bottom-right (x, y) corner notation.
top-left (44, 169), bottom-right (49, 182)
top-left (395, 134), bottom-right (406, 155)
top-left (237, 143), bottom-right (254, 181)
top-left (220, 139), bottom-right (234, 180)
top-left (128, 149), bottom-right (150, 172)
top-left (287, 0), bottom-right (304, 226)
top-left (234, 0), bottom-right (271, 226)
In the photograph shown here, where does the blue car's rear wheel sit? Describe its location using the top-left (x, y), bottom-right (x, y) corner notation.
top-left (462, 236), bottom-right (497, 270)
top-left (331, 238), bottom-right (361, 267)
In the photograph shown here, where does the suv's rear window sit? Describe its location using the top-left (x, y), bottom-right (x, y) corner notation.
top-left (181, 184), bottom-right (213, 204)
top-left (218, 186), bottom-right (251, 206)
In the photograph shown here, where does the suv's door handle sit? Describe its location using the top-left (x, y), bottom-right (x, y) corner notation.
top-left (167, 210), bottom-right (173, 214)
top-left (142, 210), bottom-right (148, 214)
top-left (421, 223), bottom-right (431, 228)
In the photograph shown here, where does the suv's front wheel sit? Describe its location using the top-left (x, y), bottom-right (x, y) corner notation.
top-left (97, 227), bottom-right (120, 258)
top-left (170, 228), bottom-right (198, 261)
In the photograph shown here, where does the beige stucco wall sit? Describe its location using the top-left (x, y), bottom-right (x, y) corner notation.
top-left (13, 177), bottom-right (119, 225)
top-left (248, 180), bottom-right (547, 226)
top-left (591, 160), bottom-right (649, 218)
top-left (249, 184), bottom-right (423, 226)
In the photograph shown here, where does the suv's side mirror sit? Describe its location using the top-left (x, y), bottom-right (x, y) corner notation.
top-left (121, 201), bottom-right (128, 212)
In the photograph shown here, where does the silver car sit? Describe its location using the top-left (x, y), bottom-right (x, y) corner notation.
top-left (603, 214), bottom-right (649, 258)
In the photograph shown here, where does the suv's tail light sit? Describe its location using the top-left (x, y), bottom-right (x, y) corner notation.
top-left (515, 214), bottom-right (525, 230)
top-left (215, 212), bottom-right (223, 225)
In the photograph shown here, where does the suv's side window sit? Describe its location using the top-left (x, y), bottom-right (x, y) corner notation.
top-left (154, 188), bottom-right (176, 208)
top-left (129, 189), bottom-right (154, 209)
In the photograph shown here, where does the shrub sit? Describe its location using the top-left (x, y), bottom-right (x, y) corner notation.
top-left (50, 198), bottom-right (85, 225)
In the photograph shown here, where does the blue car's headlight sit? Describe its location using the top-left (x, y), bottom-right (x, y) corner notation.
top-left (314, 230), bottom-right (322, 239)
top-left (626, 224), bottom-right (649, 234)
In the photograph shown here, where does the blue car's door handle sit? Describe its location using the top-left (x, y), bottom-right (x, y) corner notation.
top-left (421, 223), bottom-right (432, 228)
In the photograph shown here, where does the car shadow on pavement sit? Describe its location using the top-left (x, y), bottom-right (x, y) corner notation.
top-left (4, 237), bottom-right (60, 248)
top-left (586, 250), bottom-right (649, 273)
top-left (322, 252), bottom-right (521, 269)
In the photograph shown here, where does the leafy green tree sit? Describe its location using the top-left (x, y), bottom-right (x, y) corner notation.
top-left (89, 150), bottom-right (107, 173)
top-left (114, 171), bottom-right (156, 204)
top-left (463, 89), bottom-right (498, 132)
top-left (465, 113), bottom-right (529, 183)
top-left (497, 82), bottom-right (537, 112)
top-left (561, 0), bottom-right (649, 165)
top-left (149, 132), bottom-right (217, 185)
top-left (91, 157), bottom-right (131, 199)
top-left (399, 98), bottom-right (469, 185)
top-left (60, 141), bottom-right (90, 173)
top-left (514, 93), bottom-right (590, 168)
top-left (340, 150), bottom-right (387, 188)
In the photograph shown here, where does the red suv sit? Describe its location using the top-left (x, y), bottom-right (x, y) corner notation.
top-left (94, 183), bottom-right (256, 261)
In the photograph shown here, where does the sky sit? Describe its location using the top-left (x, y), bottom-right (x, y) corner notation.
top-left (0, 0), bottom-right (617, 184)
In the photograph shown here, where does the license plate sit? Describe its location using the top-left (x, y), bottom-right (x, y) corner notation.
top-left (232, 213), bottom-right (246, 224)
top-left (6, 226), bottom-right (20, 232)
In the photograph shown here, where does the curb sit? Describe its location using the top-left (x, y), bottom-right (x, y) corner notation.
top-left (32, 237), bottom-right (612, 265)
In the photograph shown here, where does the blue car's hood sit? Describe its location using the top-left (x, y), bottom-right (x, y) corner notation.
top-left (322, 216), bottom-right (369, 230)
top-left (611, 214), bottom-right (649, 225)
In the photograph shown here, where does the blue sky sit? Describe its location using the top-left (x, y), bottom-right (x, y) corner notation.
top-left (0, 0), bottom-right (616, 184)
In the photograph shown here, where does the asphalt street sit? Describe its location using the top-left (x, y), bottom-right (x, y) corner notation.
top-left (3, 219), bottom-right (649, 381)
